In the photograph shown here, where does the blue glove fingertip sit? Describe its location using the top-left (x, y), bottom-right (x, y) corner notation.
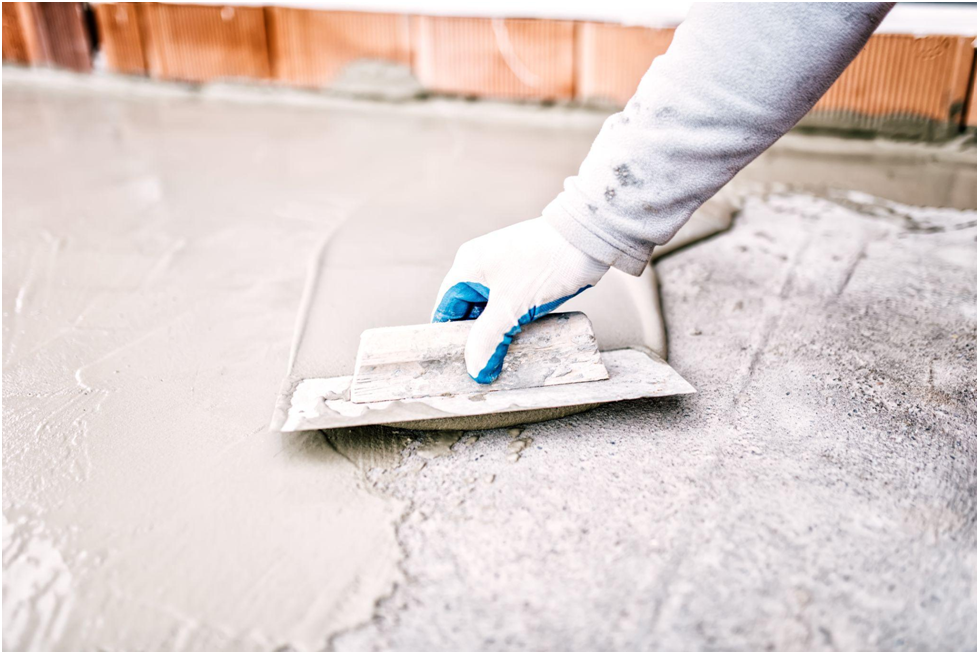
top-left (432, 281), bottom-right (490, 323)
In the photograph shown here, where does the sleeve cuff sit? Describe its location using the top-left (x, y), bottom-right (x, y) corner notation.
top-left (543, 205), bottom-right (651, 277)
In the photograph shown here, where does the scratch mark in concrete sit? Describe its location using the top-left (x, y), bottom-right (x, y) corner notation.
top-left (836, 239), bottom-right (869, 298)
top-left (779, 240), bottom-right (811, 300)
top-left (734, 313), bottom-right (780, 407)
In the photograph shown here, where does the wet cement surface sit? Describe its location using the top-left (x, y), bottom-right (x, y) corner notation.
top-left (3, 73), bottom-right (977, 650)
top-left (3, 79), bottom-right (409, 650)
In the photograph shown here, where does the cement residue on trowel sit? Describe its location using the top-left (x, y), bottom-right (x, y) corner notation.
top-left (349, 312), bottom-right (608, 404)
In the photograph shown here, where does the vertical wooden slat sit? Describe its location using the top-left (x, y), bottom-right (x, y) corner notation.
top-left (12, 2), bottom-right (91, 71)
top-left (965, 57), bottom-right (977, 129)
top-left (411, 16), bottom-right (574, 100)
top-left (574, 22), bottom-right (674, 106)
top-left (138, 3), bottom-right (270, 83)
top-left (16, 2), bottom-right (46, 64)
top-left (94, 3), bottom-right (146, 75)
top-left (266, 8), bottom-right (411, 88)
top-left (38, 2), bottom-right (91, 71)
top-left (2, 2), bottom-right (29, 63)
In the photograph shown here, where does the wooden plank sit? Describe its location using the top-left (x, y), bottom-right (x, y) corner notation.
top-left (411, 16), bottom-right (575, 100)
top-left (350, 312), bottom-right (609, 404)
top-left (575, 22), bottom-right (674, 106)
top-left (37, 2), bottom-right (91, 71)
top-left (94, 3), bottom-right (146, 75)
top-left (138, 3), bottom-right (270, 83)
top-left (12, 2), bottom-right (91, 71)
top-left (266, 8), bottom-right (410, 88)
top-left (2, 3), bottom-right (29, 63)
top-left (965, 54), bottom-right (977, 129)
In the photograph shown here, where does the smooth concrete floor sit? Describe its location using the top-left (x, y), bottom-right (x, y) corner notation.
top-left (2, 73), bottom-right (977, 651)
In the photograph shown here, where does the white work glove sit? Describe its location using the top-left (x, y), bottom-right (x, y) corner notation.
top-left (432, 218), bottom-right (610, 383)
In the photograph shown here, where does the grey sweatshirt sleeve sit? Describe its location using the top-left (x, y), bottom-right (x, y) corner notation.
top-left (542, 2), bottom-right (894, 275)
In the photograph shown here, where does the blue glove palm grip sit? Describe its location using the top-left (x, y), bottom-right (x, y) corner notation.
top-left (432, 282), bottom-right (592, 384)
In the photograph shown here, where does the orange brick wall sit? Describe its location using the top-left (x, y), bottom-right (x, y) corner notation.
top-left (139, 4), bottom-right (270, 83)
top-left (575, 22), bottom-right (674, 106)
top-left (801, 34), bottom-right (975, 137)
top-left (266, 8), bottom-right (411, 87)
top-left (7, 5), bottom-right (978, 139)
top-left (411, 16), bottom-right (575, 100)
top-left (94, 3), bottom-right (146, 75)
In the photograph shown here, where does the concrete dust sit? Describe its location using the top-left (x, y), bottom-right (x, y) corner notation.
top-left (3, 72), bottom-right (977, 651)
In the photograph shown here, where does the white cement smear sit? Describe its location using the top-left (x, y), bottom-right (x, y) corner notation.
top-left (2, 513), bottom-right (75, 651)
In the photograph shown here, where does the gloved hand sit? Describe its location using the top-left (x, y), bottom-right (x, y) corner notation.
top-left (432, 218), bottom-right (610, 383)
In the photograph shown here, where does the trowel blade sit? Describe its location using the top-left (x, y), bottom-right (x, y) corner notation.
top-left (349, 312), bottom-right (610, 404)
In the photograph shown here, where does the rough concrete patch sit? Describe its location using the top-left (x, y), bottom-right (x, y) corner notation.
top-left (334, 192), bottom-right (977, 651)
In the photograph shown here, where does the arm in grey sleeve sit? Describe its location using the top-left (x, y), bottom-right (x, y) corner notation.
top-left (542, 2), bottom-right (894, 275)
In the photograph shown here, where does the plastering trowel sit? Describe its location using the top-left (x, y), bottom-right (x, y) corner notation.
top-left (350, 312), bottom-right (609, 403)
top-left (271, 311), bottom-right (695, 431)
top-left (269, 196), bottom-right (732, 432)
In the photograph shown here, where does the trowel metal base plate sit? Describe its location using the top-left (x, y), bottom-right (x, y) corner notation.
top-left (271, 348), bottom-right (695, 432)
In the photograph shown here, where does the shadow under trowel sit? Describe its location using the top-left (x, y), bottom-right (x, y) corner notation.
top-left (303, 392), bottom-right (697, 467)
top-left (315, 425), bottom-right (413, 472)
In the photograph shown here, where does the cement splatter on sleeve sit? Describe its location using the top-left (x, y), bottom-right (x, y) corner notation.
top-left (542, 2), bottom-right (895, 275)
